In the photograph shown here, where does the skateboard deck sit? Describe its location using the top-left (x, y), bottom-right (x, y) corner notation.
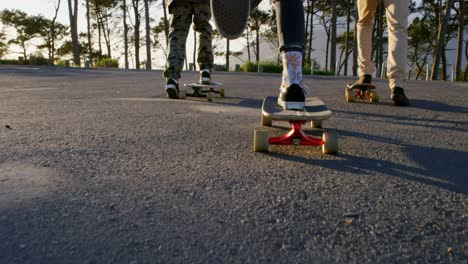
top-left (262, 96), bottom-right (332, 122)
top-left (181, 81), bottom-right (224, 102)
top-left (211, 0), bottom-right (250, 39)
top-left (254, 96), bottom-right (338, 154)
top-left (346, 83), bottom-right (379, 103)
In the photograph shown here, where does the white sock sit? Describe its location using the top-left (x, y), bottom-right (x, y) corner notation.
top-left (281, 51), bottom-right (304, 90)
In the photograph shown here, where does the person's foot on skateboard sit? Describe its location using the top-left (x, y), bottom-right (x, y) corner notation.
top-left (391, 86), bottom-right (409, 106)
top-left (165, 78), bottom-right (180, 99)
top-left (278, 84), bottom-right (306, 110)
top-left (277, 51), bottom-right (306, 110)
top-left (354, 74), bottom-right (372, 85)
top-left (200, 69), bottom-right (211, 84)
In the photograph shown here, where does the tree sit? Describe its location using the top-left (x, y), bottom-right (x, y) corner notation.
top-left (330, 0), bottom-right (337, 73)
top-left (122, 0), bottom-right (129, 69)
top-left (0, 9), bottom-right (40, 60)
top-left (431, 0), bottom-right (454, 80)
top-left (144, 0), bottom-right (152, 69)
top-left (131, 0), bottom-right (141, 69)
top-left (90, 0), bottom-right (119, 58)
top-left (454, 0), bottom-right (465, 80)
top-left (86, 0), bottom-right (93, 65)
top-left (36, 15), bottom-right (69, 65)
top-left (67, 0), bottom-right (81, 66)
top-left (248, 6), bottom-right (270, 63)
top-left (407, 17), bottom-right (433, 80)
top-left (35, 0), bottom-right (67, 65)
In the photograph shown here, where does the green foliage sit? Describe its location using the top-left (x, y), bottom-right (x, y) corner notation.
top-left (1, 9), bottom-right (41, 58)
top-left (95, 57), bottom-right (119, 68)
top-left (0, 32), bottom-right (7, 58)
top-left (240, 61), bottom-right (334, 76)
top-left (0, 59), bottom-right (19, 65)
top-left (56, 60), bottom-right (70, 67)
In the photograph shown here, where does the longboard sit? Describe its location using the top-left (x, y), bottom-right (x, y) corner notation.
top-left (254, 96), bottom-right (338, 154)
top-left (345, 83), bottom-right (379, 103)
top-left (181, 81), bottom-right (224, 102)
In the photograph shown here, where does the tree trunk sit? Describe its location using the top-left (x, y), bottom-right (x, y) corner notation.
top-left (307, 1), bottom-right (314, 66)
top-left (246, 28), bottom-right (251, 62)
top-left (256, 22), bottom-right (260, 63)
top-left (133, 0), bottom-right (141, 69)
top-left (226, 39), bottom-right (230, 71)
top-left (162, 0), bottom-right (169, 46)
top-left (431, 0), bottom-right (454, 80)
top-left (97, 16), bottom-right (103, 55)
top-left (454, 0), bottom-right (464, 81)
top-left (86, 0), bottom-right (92, 66)
top-left (144, 0), bottom-right (152, 70)
top-left (305, 1), bottom-right (310, 64)
top-left (344, 0), bottom-right (350, 76)
top-left (123, 0), bottom-right (129, 69)
top-left (50, 0), bottom-right (61, 66)
top-left (330, 0), bottom-right (337, 73)
top-left (193, 30), bottom-right (196, 71)
top-left (68, 0), bottom-right (80, 66)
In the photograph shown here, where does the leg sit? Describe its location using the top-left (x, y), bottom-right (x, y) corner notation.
top-left (163, 3), bottom-right (193, 80)
top-left (193, 3), bottom-right (213, 84)
top-left (384, 0), bottom-right (409, 106)
top-left (383, 0), bottom-right (408, 89)
top-left (193, 3), bottom-right (213, 72)
top-left (356, 0), bottom-right (380, 77)
top-left (274, 0), bottom-right (307, 110)
top-left (275, 0), bottom-right (305, 53)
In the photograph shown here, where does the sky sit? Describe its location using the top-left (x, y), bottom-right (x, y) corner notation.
top-left (1, 1), bottom-right (465, 75)
top-left (0, 0), bottom-right (277, 69)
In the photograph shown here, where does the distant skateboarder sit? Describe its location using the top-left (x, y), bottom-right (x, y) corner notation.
top-left (353, 0), bottom-right (410, 106)
top-left (163, 0), bottom-right (214, 99)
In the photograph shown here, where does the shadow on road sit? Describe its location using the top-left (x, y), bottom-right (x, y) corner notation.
top-left (409, 99), bottom-right (468, 114)
top-left (333, 107), bottom-right (468, 133)
top-left (264, 129), bottom-right (468, 195)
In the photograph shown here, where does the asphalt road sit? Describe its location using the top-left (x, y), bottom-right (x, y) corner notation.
top-left (0, 65), bottom-right (467, 263)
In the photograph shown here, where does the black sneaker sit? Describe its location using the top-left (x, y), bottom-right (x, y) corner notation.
top-left (165, 78), bottom-right (180, 99)
top-left (277, 84), bottom-right (306, 110)
top-left (354, 74), bottom-right (372, 85)
top-left (200, 69), bottom-right (211, 84)
top-left (391, 87), bottom-right (409, 106)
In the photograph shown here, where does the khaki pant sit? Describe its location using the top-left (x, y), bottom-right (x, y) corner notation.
top-left (357, 0), bottom-right (408, 88)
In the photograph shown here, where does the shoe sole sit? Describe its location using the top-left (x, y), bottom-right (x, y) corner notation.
top-left (392, 95), bottom-right (409, 106)
top-left (211, 0), bottom-right (250, 39)
top-left (277, 99), bottom-right (305, 110)
top-left (166, 87), bottom-right (179, 99)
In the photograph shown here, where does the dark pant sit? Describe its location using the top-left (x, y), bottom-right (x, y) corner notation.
top-left (273, 0), bottom-right (305, 53)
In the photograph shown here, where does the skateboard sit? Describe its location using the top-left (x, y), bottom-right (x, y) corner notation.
top-left (181, 82), bottom-right (224, 102)
top-left (345, 83), bottom-right (379, 103)
top-left (253, 96), bottom-right (338, 154)
top-left (211, 0), bottom-right (250, 39)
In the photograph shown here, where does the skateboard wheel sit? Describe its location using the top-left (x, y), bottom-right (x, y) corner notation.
top-left (219, 88), bottom-right (225, 97)
top-left (311, 120), bottom-right (322, 129)
top-left (179, 90), bottom-right (187, 99)
top-left (207, 92), bottom-right (213, 102)
top-left (322, 132), bottom-right (338, 154)
top-left (345, 89), bottom-right (354, 103)
top-left (369, 91), bottom-right (379, 103)
top-left (261, 114), bottom-right (272, 126)
top-left (254, 130), bottom-right (269, 152)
